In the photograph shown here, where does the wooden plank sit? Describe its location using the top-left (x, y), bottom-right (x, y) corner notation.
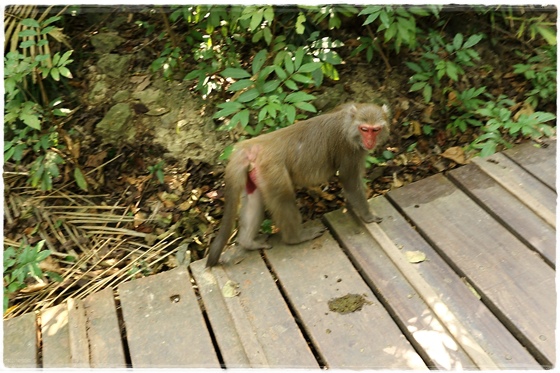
top-left (191, 249), bottom-right (319, 369)
top-left (324, 208), bottom-right (477, 370)
top-left (450, 163), bottom-right (555, 267)
top-left (503, 140), bottom-right (556, 190)
top-left (118, 267), bottom-right (219, 368)
top-left (83, 287), bottom-right (127, 368)
top-left (365, 196), bottom-right (542, 369)
top-left (265, 222), bottom-right (428, 370)
top-left (67, 298), bottom-right (90, 367)
top-left (388, 174), bottom-right (556, 367)
top-left (472, 153), bottom-right (556, 227)
top-left (3, 312), bottom-right (38, 368)
top-left (41, 303), bottom-right (72, 368)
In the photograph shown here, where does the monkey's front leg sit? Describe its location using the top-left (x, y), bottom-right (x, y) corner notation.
top-left (237, 189), bottom-right (272, 250)
top-left (340, 165), bottom-right (382, 224)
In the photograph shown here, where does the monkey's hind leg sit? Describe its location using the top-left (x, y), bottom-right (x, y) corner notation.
top-left (272, 199), bottom-right (326, 245)
top-left (237, 189), bottom-right (272, 251)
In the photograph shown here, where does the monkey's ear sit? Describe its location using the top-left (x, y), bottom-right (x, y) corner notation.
top-left (382, 104), bottom-right (390, 115)
top-left (347, 103), bottom-right (358, 117)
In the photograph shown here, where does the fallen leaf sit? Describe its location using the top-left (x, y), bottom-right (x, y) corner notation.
top-left (405, 250), bottom-right (426, 263)
top-left (85, 151), bottom-right (108, 168)
top-left (392, 172), bottom-right (404, 188)
top-left (222, 280), bottom-right (240, 298)
top-left (441, 146), bottom-right (468, 165)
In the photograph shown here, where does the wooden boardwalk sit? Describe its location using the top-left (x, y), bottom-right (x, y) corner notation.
top-left (3, 141), bottom-right (556, 369)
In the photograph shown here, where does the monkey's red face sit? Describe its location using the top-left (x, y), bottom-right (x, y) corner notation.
top-left (359, 124), bottom-right (383, 150)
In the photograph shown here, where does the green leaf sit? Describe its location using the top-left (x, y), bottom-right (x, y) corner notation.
top-left (249, 11), bottom-right (263, 31)
top-left (274, 65), bottom-right (287, 80)
top-left (50, 68), bottom-right (60, 81)
top-left (446, 62), bottom-right (459, 81)
top-left (18, 29), bottom-right (38, 37)
top-left (285, 91), bottom-right (315, 103)
top-left (58, 66), bottom-right (72, 78)
top-left (74, 167), bottom-right (88, 191)
top-left (262, 80), bottom-right (280, 93)
top-left (284, 54), bottom-right (294, 74)
top-left (237, 88), bottom-right (260, 103)
top-left (20, 114), bottom-right (41, 130)
top-left (42, 16), bottom-right (61, 27)
top-left (452, 33), bottom-right (463, 50)
top-left (228, 79), bottom-right (254, 92)
top-left (214, 102), bottom-right (244, 118)
top-left (58, 50), bottom-right (73, 65)
top-left (252, 49), bottom-right (268, 75)
top-left (297, 62), bottom-right (322, 73)
top-left (294, 101), bottom-right (317, 113)
top-left (221, 67), bottom-right (251, 79)
top-left (21, 18), bottom-right (40, 28)
top-left (423, 84), bottom-right (433, 103)
top-left (19, 40), bottom-right (36, 49)
top-left (291, 73), bottom-right (313, 84)
top-left (462, 34), bottom-right (483, 49)
top-left (296, 12), bottom-right (306, 34)
top-left (263, 7), bottom-right (274, 23)
top-left (294, 48), bottom-right (305, 70)
top-left (409, 82), bottom-right (426, 92)
top-left (534, 25), bottom-right (557, 45)
top-left (284, 79), bottom-right (298, 91)
top-left (234, 109), bottom-right (250, 128)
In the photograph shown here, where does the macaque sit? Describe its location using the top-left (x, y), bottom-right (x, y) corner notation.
top-left (206, 103), bottom-right (390, 267)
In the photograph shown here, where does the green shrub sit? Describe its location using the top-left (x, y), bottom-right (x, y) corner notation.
top-left (4, 14), bottom-right (81, 191)
top-left (3, 241), bottom-right (52, 313)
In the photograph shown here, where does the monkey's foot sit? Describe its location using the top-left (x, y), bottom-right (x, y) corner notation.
top-left (285, 226), bottom-right (326, 245)
top-left (363, 213), bottom-right (383, 224)
top-left (240, 235), bottom-right (272, 251)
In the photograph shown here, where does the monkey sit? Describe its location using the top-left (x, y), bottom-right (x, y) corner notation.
top-left (206, 102), bottom-right (390, 267)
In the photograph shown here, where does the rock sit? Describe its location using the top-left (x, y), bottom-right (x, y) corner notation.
top-left (97, 54), bottom-right (131, 78)
top-left (90, 32), bottom-right (125, 54)
top-left (95, 103), bottom-right (134, 144)
top-left (113, 90), bottom-right (130, 102)
top-left (88, 80), bottom-right (108, 105)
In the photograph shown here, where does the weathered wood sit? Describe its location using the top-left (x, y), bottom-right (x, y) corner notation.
top-left (41, 303), bottom-right (71, 368)
top-left (503, 140), bottom-right (556, 190)
top-left (265, 222), bottom-right (428, 370)
top-left (83, 287), bottom-right (127, 368)
top-left (118, 266), bottom-right (219, 368)
top-left (3, 312), bottom-right (38, 367)
top-left (67, 298), bottom-right (90, 367)
top-left (191, 249), bottom-right (319, 369)
top-left (450, 163), bottom-right (555, 267)
top-left (324, 207), bottom-right (477, 370)
top-left (388, 174), bottom-right (556, 367)
top-left (365, 196), bottom-right (542, 369)
top-left (472, 153), bottom-right (556, 227)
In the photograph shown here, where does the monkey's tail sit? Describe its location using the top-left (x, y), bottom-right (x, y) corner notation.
top-left (206, 155), bottom-right (248, 267)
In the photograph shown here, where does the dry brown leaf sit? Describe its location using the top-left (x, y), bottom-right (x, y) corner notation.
top-left (513, 101), bottom-right (535, 121)
top-left (441, 146), bottom-right (468, 165)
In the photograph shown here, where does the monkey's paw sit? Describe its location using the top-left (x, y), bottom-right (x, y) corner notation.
top-left (241, 235), bottom-right (272, 251)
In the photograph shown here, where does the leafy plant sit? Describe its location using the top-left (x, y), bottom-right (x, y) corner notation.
top-left (3, 241), bottom-right (51, 313)
top-left (512, 46), bottom-right (557, 109)
top-left (351, 5), bottom-right (442, 64)
top-left (407, 31), bottom-right (484, 103)
top-left (470, 96), bottom-right (556, 156)
top-left (4, 13), bottom-right (79, 191)
top-left (214, 45), bottom-right (323, 134)
top-left (148, 160), bottom-right (166, 184)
